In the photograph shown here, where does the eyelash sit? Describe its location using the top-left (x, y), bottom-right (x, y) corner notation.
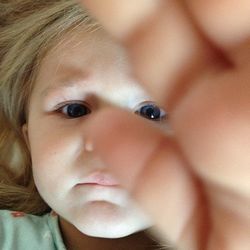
top-left (55, 101), bottom-right (167, 122)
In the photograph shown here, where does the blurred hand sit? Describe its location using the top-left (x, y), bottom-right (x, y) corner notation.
top-left (80, 1), bottom-right (250, 249)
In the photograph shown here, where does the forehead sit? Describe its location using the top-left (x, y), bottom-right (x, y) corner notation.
top-left (46, 28), bottom-right (127, 66)
top-left (33, 28), bottom-right (131, 93)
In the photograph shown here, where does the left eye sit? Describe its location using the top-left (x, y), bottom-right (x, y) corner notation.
top-left (135, 103), bottom-right (167, 121)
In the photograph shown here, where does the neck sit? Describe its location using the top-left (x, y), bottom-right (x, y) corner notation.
top-left (59, 216), bottom-right (161, 250)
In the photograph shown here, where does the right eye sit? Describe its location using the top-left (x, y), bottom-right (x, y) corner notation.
top-left (58, 102), bottom-right (91, 119)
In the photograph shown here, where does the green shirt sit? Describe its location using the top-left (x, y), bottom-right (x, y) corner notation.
top-left (0, 210), bottom-right (66, 250)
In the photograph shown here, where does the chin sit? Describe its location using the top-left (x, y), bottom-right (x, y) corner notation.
top-left (72, 201), bottom-right (152, 238)
top-left (75, 222), bottom-right (148, 239)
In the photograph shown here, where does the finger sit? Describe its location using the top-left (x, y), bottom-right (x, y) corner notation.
top-left (80, 0), bottom-right (230, 110)
top-left (170, 62), bottom-right (250, 248)
top-left (81, 0), bottom-right (250, 65)
top-left (185, 0), bottom-right (250, 67)
top-left (81, 0), bottom-right (250, 49)
top-left (84, 108), bottom-right (203, 247)
top-left (131, 138), bottom-right (208, 249)
top-left (205, 184), bottom-right (250, 250)
top-left (80, 0), bottom-right (160, 40)
top-left (80, 0), bottom-right (250, 108)
top-left (171, 62), bottom-right (250, 196)
top-left (123, 0), bottom-right (225, 110)
top-left (186, 0), bottom-right (250, 49)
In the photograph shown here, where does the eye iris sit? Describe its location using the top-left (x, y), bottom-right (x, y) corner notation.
top-left (67, 104), bottom-right (90, 117)
top-left (140, 104), bottom-right (161, 120)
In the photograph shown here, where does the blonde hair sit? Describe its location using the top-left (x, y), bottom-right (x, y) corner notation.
top-left (0, 0), bottom-right (99, 215)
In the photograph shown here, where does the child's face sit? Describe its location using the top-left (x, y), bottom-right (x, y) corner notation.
top-left (22, 29), bottom-right (166, 238)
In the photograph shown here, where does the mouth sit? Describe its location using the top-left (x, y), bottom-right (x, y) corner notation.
top-left (77, 172), bottom-right (120, 187)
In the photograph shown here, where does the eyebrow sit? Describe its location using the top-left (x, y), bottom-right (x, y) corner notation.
top-left (41, 81), bottom-right (80, 98)
top-left (40, 67), bottom-right (90, 98)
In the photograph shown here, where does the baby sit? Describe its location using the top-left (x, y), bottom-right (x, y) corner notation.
top-left (0, 1), bottom-right (169, 249)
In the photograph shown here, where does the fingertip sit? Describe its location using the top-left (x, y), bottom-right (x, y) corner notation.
top-left (79, 0), bottom-right (160, 39)
top-left (133, 139), bottom-right (199, 244)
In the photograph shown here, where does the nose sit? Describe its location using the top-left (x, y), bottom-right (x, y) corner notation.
top-left (83, 138), bottom-right (107, 171)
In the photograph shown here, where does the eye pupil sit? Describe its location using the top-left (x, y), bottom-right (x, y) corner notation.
top-left (67, 104), bottom-right (90, 118)
top-left (140, 105), bottom-right (161, 120)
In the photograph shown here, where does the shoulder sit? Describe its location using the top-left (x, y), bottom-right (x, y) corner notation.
top-left (0, 210), bottom-right (66, 250)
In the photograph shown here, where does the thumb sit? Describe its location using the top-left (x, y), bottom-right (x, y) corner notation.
top-left (85, 107), bottom-right (204, 249)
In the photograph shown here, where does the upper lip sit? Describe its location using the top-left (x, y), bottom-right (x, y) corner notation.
top-left (77, 172), bottom-right (120, 186)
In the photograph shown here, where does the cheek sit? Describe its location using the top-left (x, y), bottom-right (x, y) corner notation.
top-left (29, 126), bottom-right (63, 170)
top-left (30, 137), bottom-right (65, 195)
top-left (29, 118), bottom-right (83, 162)
top-left (27, 120), bottom-right (85, 191)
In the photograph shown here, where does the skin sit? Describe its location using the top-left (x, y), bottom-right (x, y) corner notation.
top-left (22, 29), bottom-right (168, 249)
top-left (78, 1), bottom-right (250, 249)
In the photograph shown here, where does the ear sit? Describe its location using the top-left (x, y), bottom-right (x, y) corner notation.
top-left (22, 124), bottom-right (30, 151)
